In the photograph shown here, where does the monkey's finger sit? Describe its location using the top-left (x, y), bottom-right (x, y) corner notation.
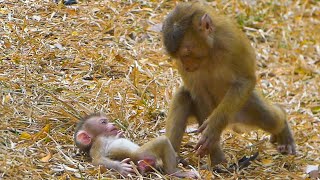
top-left (287, 145), bottom-right (293, 155)
top-left (196, 147), bottom-right (206, 157)
top-left (196, 137), bottom-right (210, 154)
top-left (287, 144), bottom-right (297, 155)
top-left (194, 142), bottom-right (201, 151)
top-left (291, 145), bottom-right (297, 155)
top-left (122, 163), bottom-right (132, 167)
top-left (119, 171), bottom-right (129, 177)
top-left (277, 145), bottom-right (286, 153)
top-left (201, 139), bottom-right (210, 150)
top-left (116, 131), bottom-right (124, 138)
top-left (121, 158), bottom-right (131, 163)
top-left (194, 136), bottom-right (207, 150)
top-left (122, 163), bottom-right (133, 168)
top-left (123, 167), bottom-right (134, 173)
top-left (196, 140), bottom-right (209, 156)
top-left (197, 122), bottom-right (208, 133)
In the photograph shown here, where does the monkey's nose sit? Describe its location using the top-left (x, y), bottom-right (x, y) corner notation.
top-left (106, 123), bottom-right (117, 131)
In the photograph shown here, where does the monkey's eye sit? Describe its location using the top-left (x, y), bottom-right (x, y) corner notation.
top-left (100, 119), bottom-right (108, 124)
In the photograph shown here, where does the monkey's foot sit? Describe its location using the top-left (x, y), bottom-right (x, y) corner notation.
top-left (271, 131), bottom-right (296, 155)
top-left (200, 155), bottom-right (227, 170)
top-left (171, 170), bottom-right (199, 179)
top-left (210, 151), bottom-right (227, 165)
top-left (177, 156), bottom-right (189, 167)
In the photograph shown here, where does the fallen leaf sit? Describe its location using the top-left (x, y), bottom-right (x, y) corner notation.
top-left (20, 132), bottom-right (32, 140)
top-left (261, 158), bottom-right (273, 166)
top-left (0, 76), bottom-right (8, 81)
top-left (311, 106), bottom-right (320, 113)
top-left (42, 124), bottom-right (50, 133)
top-left (311, 135), bottom-right (319, 142)
top-left (66, 9), bottom-right (77, 16)
top-left (34, 124), bottom-right (51, 140)
top-left (199, 169), bottom-right (214, 179)
top-left (0, 8), bottom-right (8, 14)
top-left (4, 95), bottom-right (11, 103)
top-left (71, 31), bottom-right (78, 36)
top-left (4, 40), bottom-right (11, 48)
top-left (40, 152), bottom-right (52, 163)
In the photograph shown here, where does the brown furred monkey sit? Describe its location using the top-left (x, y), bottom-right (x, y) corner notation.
top-left (74, 113), bottom-right (197, 178)
top-left (162, 2), bottom-right (296, 165)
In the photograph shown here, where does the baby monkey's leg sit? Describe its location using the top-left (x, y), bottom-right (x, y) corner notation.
top-left (137, 136), bottom-right (197, 178)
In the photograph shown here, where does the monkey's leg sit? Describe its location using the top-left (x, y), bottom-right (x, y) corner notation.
top-left (137, 136), bottom-right (191, 177)
top-left (192, 100), bottom-right (227, 165)
top-left (192, 100), bottom-right (226, 165)
top-left (150, 136), bottom-right (178, 173)
top-left (236, 91), bottom-right (296, 154)
top-left (146, 136), bottom-right (196, 178)
top-left (165, 87), bottom-right (194, 152)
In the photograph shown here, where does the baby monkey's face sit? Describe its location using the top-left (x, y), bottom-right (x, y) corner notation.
top-left (86, 116), bottom-right (120, 137)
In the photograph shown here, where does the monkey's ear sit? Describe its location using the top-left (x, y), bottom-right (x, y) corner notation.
top-left (76, 130), bottom-right (91, 146)
top-left (200, 14), bottom-right (214, 34)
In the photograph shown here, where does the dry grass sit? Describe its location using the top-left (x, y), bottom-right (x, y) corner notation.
top-left (0, 0), bottom-right (319, 179)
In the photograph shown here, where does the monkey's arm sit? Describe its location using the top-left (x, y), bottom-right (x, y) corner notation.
top-left (165, 87), bottom-right (194, 152)
top-left (92, 156), bottom-right (134, 176)
top-left (90, 137), bottom-right (135, 176)
top-left (196, 77), bottom-right (256, 155)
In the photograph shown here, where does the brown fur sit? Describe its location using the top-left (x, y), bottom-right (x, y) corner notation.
top-left (163, 2), bottom-right (296, 165)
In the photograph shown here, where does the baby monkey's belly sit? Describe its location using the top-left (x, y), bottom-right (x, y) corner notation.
top-left (106, 138), bottom-right (139, 160)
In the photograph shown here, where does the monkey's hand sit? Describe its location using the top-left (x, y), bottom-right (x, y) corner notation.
top-left (195, 119), bottom-right (221, 157)
top-left (116, 158), bottom-right (135, 177)
top-left (194, 120), bottom-right (210, 157)
top-left (116, 131), bottom-right (124, 138)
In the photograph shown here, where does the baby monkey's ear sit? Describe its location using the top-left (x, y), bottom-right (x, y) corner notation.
top-left (76, 130), bottom-right (92, 146)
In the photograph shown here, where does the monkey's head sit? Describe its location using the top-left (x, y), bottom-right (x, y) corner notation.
top-left (162, 3), bottom-right (215, 72)
top-left (74, 113), bottom-right (120, 153)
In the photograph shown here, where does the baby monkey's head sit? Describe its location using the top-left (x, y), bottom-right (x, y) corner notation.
top-left (74, 113), bottom-right (120, 153)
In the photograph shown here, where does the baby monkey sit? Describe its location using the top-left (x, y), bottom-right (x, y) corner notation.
top-left (74, 113), bottom-right (197, 178)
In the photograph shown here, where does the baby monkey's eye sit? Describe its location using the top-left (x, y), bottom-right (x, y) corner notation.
top-left (100, 118), bottom-right (108, 124)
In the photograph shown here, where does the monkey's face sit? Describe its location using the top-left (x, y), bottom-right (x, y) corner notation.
top-left (162, 3), bottom-right (212, 73)
top-left (175, 31), bottom-right (209, 72)
top-left (86, 116), bottom-right (120, 137)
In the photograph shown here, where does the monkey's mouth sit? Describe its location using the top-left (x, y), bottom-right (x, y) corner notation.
top-left (107, 127), bottom-right (119, 136)
top-left (182, 62), bottom-right (200, 72)
top-left (111, 130), bottom-right (119, 136)
top-left (184, 66), bottom-right (198, 72)
top-left (112, 129), bottom-right (120, 135)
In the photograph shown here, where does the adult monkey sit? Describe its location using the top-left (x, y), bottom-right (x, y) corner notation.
top-left (162, 2), bottom-right (296, 165)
